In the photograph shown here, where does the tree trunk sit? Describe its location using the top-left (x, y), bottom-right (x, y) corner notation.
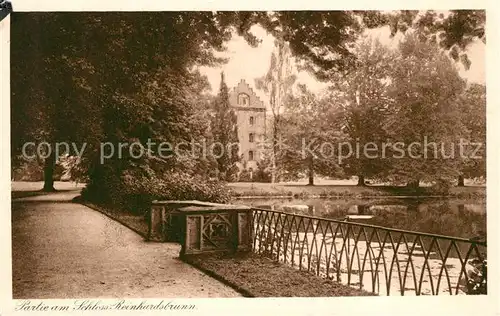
top-left (457, 175), bottom-right (465, 187)
top-left (307, 155), bottom-right (314, 186)
top-left (42, 151), bottom-right (56, 192)
top-left (270, 154), bottom-right (276, 184)
top-left (307, 205), bottom-right (315, 215)
top-left (406, 179), bottom-right (420, 188)
top-left (271, 123), bottom-right (279, 184)
top-left (357, 175), bottom-right (365, 186)
top-left (358, 204), bottom-right (366, 214)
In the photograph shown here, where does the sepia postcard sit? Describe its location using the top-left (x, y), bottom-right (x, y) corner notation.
top-left (1, 1), bottom-right (498, 316)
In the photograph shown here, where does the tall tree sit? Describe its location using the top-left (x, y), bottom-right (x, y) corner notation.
top-left (281, 85), bottom-right (344, 185)
top-left (456, 83), bottom-right (486, 185)
top-left (255, 39), bottom-right (296, 183)
top-left (211, 72), bottom-right (240, 181)
top-left (382, 33), bottom-right (467, 187)
top-left (334, 37), bottom-right (396, 186)
top-left (11, 13), bottom-right (102, 191)
top-left (11, 12), bottom-right (253, 193)
top-left (12, 11), bottom-right (484, 193)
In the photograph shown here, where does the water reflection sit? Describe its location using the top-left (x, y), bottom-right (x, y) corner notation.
top-left (233, 198), bottom-right (486, 239)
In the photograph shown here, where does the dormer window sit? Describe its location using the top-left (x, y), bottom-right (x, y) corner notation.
top-left (238, 93), bottom-right (250, 106)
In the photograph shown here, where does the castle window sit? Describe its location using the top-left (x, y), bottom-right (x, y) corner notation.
top-left (248, 150), bottom-right (254, 161)
top-left (249, 133), bottom-right (254, 143)
top-left (249, 116), bottom-right (254, 125)
top-left (238, 93), bottom-right (250, 106)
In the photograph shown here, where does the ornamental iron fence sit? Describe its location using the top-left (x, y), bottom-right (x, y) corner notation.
top-left (252, 208), bottom-right (487, 296)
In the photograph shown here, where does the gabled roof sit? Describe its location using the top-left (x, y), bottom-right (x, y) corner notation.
top-left (229, 79), bottom-right (265, 109)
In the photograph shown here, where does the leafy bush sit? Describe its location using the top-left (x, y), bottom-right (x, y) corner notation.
top-left (238, 169), bottom-right (252, 182)
top-left (225, 165), bottom-right (240, 182)
top-left (253, 161), bottom-right (272, 183)
top-left (12, 160), bottom-right (44, 181)
top-left (466, 258), bottom-right (487, 295)
top-left (11, 159), bottom-right (67, 182)
top-left (428, 179), bottom-right (454, 195)
top-left (82, 167), bottom-right (230, 215)
top-left (12, 155), bottom-right (83, 182)
top-left (59, 155), bottom-right (89, 183)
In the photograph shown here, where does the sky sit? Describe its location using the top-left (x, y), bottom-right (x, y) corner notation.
top-left (198, 24), bottom-right (486, 102)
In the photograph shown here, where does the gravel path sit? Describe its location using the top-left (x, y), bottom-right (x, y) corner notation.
top-left (12, 195), bottom-right (241, 299)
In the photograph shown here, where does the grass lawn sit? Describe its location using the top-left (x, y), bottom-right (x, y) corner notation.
top-left (11, 181), bottom-right (86, 199)
top-left (183, 252), bottom-right (376, 297)
top-left (228, 182), bottom-right (486, 199)
top-left (11, 180), bottom-right (485, 200)
top-left (11, 190), bottom-right (51, 199)
top-left (11, 181), bottom-right (85, 192)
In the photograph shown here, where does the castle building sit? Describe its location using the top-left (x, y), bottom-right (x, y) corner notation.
top-left (228, 79), bottom-right (267, 172)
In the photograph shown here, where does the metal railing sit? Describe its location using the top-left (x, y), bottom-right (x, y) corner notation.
top-left (252, 208), bottom-right (487, 296)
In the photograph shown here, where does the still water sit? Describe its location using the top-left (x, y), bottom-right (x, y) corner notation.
top-left (232, 197), bottom-right (486, 239)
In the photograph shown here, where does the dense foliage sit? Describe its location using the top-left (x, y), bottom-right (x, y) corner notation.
top-left (11, 11), bottom-right (485, 200)
top-left (211, 73), bottom-right (240, 181)
top-left (273, 32), bottom-right (485, 189)
top-left (82, 169), bottom-right (230, 214)
top-left (12, 12), bottom-right (248, 199)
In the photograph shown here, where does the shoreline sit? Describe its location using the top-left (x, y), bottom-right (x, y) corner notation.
top-left (232, 194), bottom-right (487, 200)
top-left (228, 182), bottom-right (486, 200)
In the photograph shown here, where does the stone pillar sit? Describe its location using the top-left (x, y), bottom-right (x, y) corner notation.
top-left (148, 205), bottom-right (165, 241)
top-left (237, 210), bottom-right (253, 252)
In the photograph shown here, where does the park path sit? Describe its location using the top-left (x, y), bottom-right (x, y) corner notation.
top-left (11, 190), bottom-right (241, 299)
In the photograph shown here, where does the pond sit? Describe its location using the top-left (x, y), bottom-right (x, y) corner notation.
top-left (233, 197), bottom-right (487, 295)
top-left (232, 197), bottom-right (487, 239)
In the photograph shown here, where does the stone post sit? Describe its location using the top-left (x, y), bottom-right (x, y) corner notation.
top-left (148, 204), bottom-right (164, 241)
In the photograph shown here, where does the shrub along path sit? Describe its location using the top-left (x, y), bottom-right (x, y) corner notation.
top-left (11, 189), bottom-right (240, 299)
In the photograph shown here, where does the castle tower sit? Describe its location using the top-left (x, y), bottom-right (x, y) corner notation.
top-left (228, 79), bottom-right (266, 171)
